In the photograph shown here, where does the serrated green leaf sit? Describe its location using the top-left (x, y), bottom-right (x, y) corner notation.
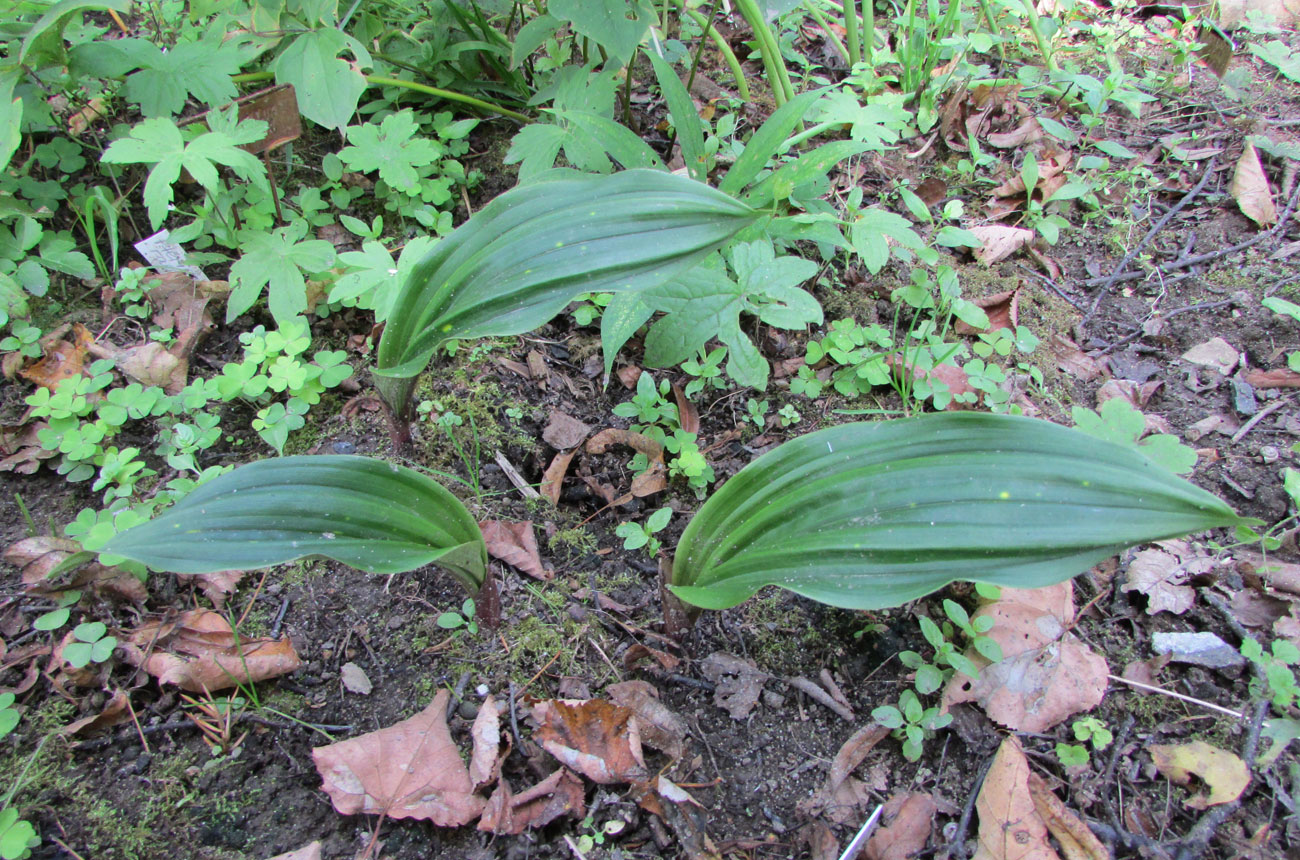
top-left (120, 35), bottom-right (245, 117)
top-left (228, 223), bottom-right (336, 325)
top-left (549, 0), bottom-right (654, 63)
top-left (102, 455), bottom-right (488, 590)
top-left (670, 413), bottom-right (1245, 610)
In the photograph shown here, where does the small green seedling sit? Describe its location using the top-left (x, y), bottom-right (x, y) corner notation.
top-left (776, 404), bottom-right (801, 427)
top-left (1056, 716), bottom-right (1113, 766)
top-left (0, 808), bottom-right (39, 860)
top-left (872, 688), bottom-right (953, 761)
top-left (901, 599), bottom-right (1003, 694)
top-left (576, 815), bottom-right (625, 853)
top-left (437, 599), bottom-right (479, 636)
top-left (0, 693), bottom-right (19, 740)
top-left (745, 398), bottom-right (770, 429)
top-left (613, 372), bottom-right (679, 429)
top-left (615, 507), bottom-right (672, 556)
top-left (32, 590), bottom-right (81, 632)
top-left (62, 621), bottom-right (117, 669)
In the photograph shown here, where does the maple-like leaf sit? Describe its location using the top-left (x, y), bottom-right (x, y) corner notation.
top-left (227, 221), bottom-right (336, 325)
top-left (312, 690), bottom-right (486, 825)
top-left (120, 35), bottom-right (249, 117)
top-left (102, 116), bottom-right (268, 229)
top-left (338, 110), bottom-right (444, 194)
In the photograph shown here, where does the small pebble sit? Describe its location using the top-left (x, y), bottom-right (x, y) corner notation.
top-left (458, 701), bottom-right (479, 720)
top-left (387, 616), bottom-right (404, 630)
top-left (332, 440), bottom-right (356, 454)
top-left (476, 684), bottom-right (489, 697)
top-left (1152, 631), bottom-right (1244, 669)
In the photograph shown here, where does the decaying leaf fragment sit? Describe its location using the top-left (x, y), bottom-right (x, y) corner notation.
top-left (1120, 541), bottom-right (1214, 616)
top-left (478, 769), bottom-right (586, 834)
top-left (699, 652), bottom-right (769, 720)
top-left (1026, 773), bottom-right (1109, 860)
top-left (799, 723), bottom-right (891, 825)
top-left (865, 793), bottom-right (937, 860)
top-left (606, 680), bottom-right (688, 759)
top-left (122, 609), bottom-right (300, 692)
top-left (944, 583), bottom-right (1108, 732)
top-left (972, 736), bottom-right (1061, 860)
top-left (1149, 740), bottom-right (1250, 809)
top-left (1232, 140), bottom-right (1277, 227)
top-left (312, 690), bottom-right (486, 825)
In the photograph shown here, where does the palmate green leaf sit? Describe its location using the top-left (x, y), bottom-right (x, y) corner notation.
top-left (118, 34), bottom-right (247, 117)
top-left (228, 221), bottom-right (337, 325)
top-left (101, 455), bottom-right (488, 591)
top-left (375, 169), bottom-right (761, 402)
top-left (549, 0), bottom-right (655, 64)
top-left (338, 109), bottom-right (444, 194)
top-left (670, 413), bottom-right (1246, 611)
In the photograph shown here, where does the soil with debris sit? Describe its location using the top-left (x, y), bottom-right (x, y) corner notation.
top-left (4, 24), bottom-right (1300, 860)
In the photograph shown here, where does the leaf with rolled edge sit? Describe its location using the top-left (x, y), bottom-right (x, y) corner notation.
top-left (101, 456), bottom-right (487, 591)
top-left (670, 413), bottom-right (1248, 611)
top-left (375, 169), bottom-right (761, 387)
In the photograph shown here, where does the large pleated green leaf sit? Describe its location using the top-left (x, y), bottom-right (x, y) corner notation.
top-left (101, 456), bottom-right (487, 590)
top-left (670, 413), bottom-right (1246, 610)
top-left (374, 170), bottom-right (761, 388)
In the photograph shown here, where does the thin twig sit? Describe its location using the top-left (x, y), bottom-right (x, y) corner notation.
top-left (784, 675), bottom-right (855, 721)
top-left (1231, 395), bottom-right (1295, 444)
top-left (1081, 157), bottom-right (1218, 333)
top-left (947, 754), bottom-right (994, 860)
top-left (1106, 674), bottom-right (1246, 719)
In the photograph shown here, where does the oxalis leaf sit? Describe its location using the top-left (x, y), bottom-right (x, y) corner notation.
top-left (101, 456), bottom-right (487, 591)
top-left (670, 413), bottom-right (1247, 611)
top-left (375, 169), bottom-right (761, 410)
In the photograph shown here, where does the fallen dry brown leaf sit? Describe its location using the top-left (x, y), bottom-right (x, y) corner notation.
top-left (88, 340), bottom-right (187, 393)
top-left (313, 690), bottom-right (486, 825)
top-left (542, 410), bottom-right (590, 449)
top-left (19, 323), bottom-right (94, 390)
top-left (122, 609), bottom-right (301, 692)
top-left (970, 226), bottom-right (1035, 265)
top-left (1243, 367), bottom-right (1300, 389)
top-left (62, 689), bottom-right (131, 736)
top-left (865, 793), bottom-right (937, 860)
top-left (478, 769), bottom-right (586, 834)
top-left (800, 722), bottom-right (891, 824)
top-left (180, 570), bottom-right (245, 607)
top-left (1232, 140), bottom-right (1277, 228)
top-left (478, 520), bottom-right (548, 580)
top-left (469, 694), bottom-right (503, 789)
top-left (955, 289), bottom-right (1019, 336)
top-left (944, 583), bottom-right (1108, 732)
top-left (606, 680), bottom-right (688, 759)
top-left (539, 448), bottom-right (578, 505)
top-left (531, 698), bottom-right (648, 784)
top-left (986, 117), bottom-right (1044, 148)
top-left (1120, 541), bottom-right (1214, 616)
top-left (5, 536), bottom-right (147, 604)
top-left (1044, 334), bottom-right (1104, 381)
top-left (1026, 772), bottom-right (1109, 860)
top-left (1149, 740), bottom-right (1250, 809)
top-left (586, 428), bottom-right (669, 500)
top-left (972, 736), bottom-right (1061, 860)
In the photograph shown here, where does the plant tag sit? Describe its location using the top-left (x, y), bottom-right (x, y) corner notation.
top-left (134, 230), bottom-right (207, 281)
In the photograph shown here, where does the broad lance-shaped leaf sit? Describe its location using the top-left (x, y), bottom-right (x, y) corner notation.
top-left (374, 169), bottom-right (761, 413)
top-left (670, 413), bottom-right (1247, 611)
top-left (102, 456), bottom-right (487, 590)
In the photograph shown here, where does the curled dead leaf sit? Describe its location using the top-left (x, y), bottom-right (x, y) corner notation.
top-left (699, 652), bottom-right (769, 720)
top-left (478, 769), bottom-right (586, 834)
top-left (539, 448), bottom-right (578, 506)
top-left (799, 722), bottom-right (891, 825)
top-left (606, 680), bottom-right (688, 759)
top-left (478, 520), bottom-right (548, 580)
top-left (1026, 772), bottom-right (1109, 860)
top-left (122, 609), bottom-right (301, 692)
top-left (865, 793), bottom-right (937, 860)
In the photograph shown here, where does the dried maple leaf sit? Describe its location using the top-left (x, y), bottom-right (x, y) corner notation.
top-left (943, 583), bottom-right (1108, 732)
top-left (1232, 140), bottom-right (1277, 227)
top-left (1026, 773), bottom-right (1109, 860)
top-left (122, 609), bottom-right (300, 692)
top-left (972, 736), bottom-right (1062, 860)
top-left (531, 698), bottom-right (648, 784)
top-left (313, 690), bottom-right (486, 825)
top-left (1149, 740), bottom-right (1250, 809)
top-left (478, 520), bottom-right (548, 580)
